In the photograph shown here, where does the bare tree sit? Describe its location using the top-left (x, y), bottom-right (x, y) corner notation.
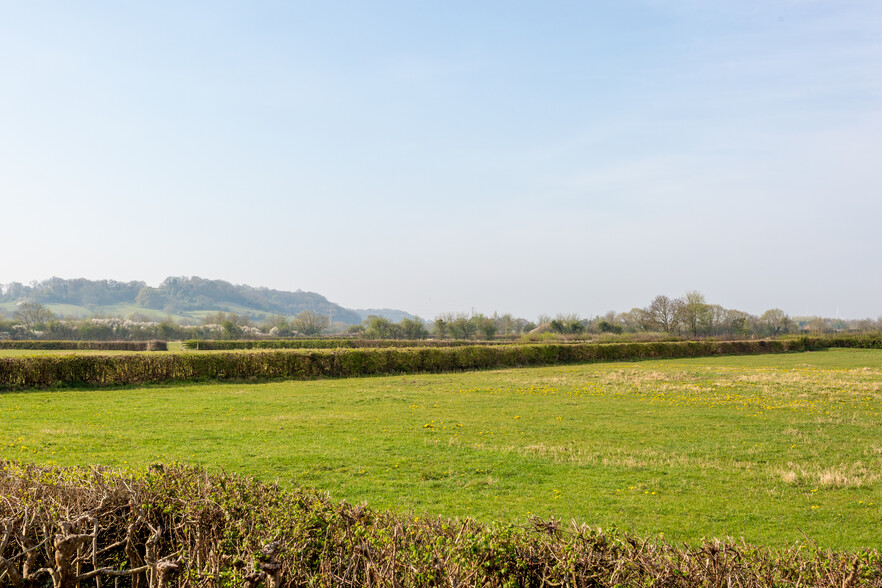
top-left (14, 300), bottom-right (54, 330)
top-left (644, 295), bottom-right (681, 333)
top-left (291, 310), bottom-right (329, 336)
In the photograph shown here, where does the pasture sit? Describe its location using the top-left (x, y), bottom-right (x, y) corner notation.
top-left (1, 348), bottom-right (880, 550)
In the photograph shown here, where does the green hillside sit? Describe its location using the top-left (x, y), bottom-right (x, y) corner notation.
top-left (0, 276), bottom-right (384, 324)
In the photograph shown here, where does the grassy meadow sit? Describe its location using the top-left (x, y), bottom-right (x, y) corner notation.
top-left (1, 348), bottom-right (880, 550)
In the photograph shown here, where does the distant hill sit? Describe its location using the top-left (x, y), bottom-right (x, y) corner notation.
top-left (0, 276), bottom-right (395, 325)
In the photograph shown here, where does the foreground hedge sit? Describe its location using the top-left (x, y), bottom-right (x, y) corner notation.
top-left (0, 339), bottom-right (817, 390)
top-left (0, 461), bottom-right (878, 588)
top-left (183, 338), bottom-right (504, 350)
top-left (0, 339), bottom-right (167, 351)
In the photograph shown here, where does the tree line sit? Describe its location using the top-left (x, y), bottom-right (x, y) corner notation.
top-left (0, 304), bottom-right (335, 341)
top-left (340, 292), bottom-right (878, 340)
top-left (2, 292), bottom-right (880, 341)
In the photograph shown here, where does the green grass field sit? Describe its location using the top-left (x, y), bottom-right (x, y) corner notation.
top-left (1, 348), bottom-right (880, 549)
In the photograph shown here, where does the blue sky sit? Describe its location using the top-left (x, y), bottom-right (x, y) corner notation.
top-left (2, 1), bottom-right (880, 320)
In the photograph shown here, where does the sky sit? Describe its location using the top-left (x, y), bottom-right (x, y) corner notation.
top-left (1, 1), bottom-right (881, 320)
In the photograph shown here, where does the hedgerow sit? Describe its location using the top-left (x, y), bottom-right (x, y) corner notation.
top-left (182, 339), bottom-right (505, 350)
top-left (0, 338), bottom-right (828, 390)
top-left (0, 461), bottom-right (878, 587)
top-left (0, 340), bottom-right (166, 351)
top-left (815, 334), bottom-right (882, 349)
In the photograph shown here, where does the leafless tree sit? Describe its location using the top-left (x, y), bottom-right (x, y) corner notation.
top-left (13, 300), bottom-right (54, 330)
top-left (291, 310), bottom-right (329, 336)
top-left (644, 295), bottom-right (682, 333)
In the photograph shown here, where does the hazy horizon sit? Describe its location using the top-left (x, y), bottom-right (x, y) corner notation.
top-left (2, 2), bottom-right (880, 320)
top-left (1, 274), bottom-right (875, 322)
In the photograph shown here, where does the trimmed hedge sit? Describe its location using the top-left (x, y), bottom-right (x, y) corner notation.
top-left (183, 338), bottom-right (505, 350)
top-left (816, 333), bottom-right (882, 349)
top-left (0, 340), bottom-right (167, 351)
top-left (1, 461), bottom-right (879, 587)
top-left (0, 338), bottom-right (821, 390)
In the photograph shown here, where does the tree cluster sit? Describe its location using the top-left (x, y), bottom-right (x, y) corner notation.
top-left (604, 292), bottom-right (880, 338)
top-left (0, 305), bottom-right (337, 341)
top-left (617, 292), bottom-right (797, 337)
top-left (433, 312), bottom-right (538, 340)
top-left (2, 293), bottom-right (880, 342)
top-left (343, 313), bottom-right (535, 341)
top-left (348, 315), bottom-right (430, 340)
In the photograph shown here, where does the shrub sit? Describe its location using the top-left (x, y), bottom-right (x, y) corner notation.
top-left (0, 461), bottom-right (878, 587)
